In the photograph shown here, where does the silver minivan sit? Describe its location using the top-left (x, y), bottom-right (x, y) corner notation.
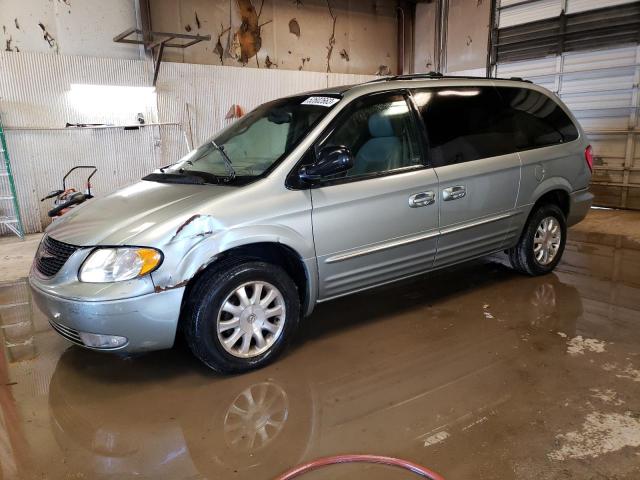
top-left (29, 75), bottom-right (593, 373)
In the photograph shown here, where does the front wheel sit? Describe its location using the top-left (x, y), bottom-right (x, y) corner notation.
top-left (508, 203), bottom-right (567, 276)
top-left (183, 260), bottom-right (300, 373)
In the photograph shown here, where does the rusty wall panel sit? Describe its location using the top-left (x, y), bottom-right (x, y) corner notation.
top-left (446, 0), bottom-right (491, 74)
top-left (0, 0), bottom-right (140, 59)
top-left (414, 2), bottom-right (437, 74)
top-left (2, 0), bottom-right (397, 75)
top-left (149, 0), bottom-right (397, 75)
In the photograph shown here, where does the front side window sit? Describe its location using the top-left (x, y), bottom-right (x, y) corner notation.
top-left (413, 86), bottom-right (518, 167)
top-left (153, 96), bottom-right (336, 184)
top-left (321, 93), bottom-right (422, 179)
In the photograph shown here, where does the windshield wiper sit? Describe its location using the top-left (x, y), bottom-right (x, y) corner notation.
top-left (211, 140), bottom-right (236, 181)
top-left (159, 162), bottom-right (177, 173)
top-left (142, 172), bottom-right (205, 185)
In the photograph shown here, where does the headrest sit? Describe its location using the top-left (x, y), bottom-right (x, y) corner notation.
top-left (368, 112), bottom-right (395, 138)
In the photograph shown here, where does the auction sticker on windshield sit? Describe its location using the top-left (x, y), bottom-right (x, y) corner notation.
top-left (302, 96), bottom-right (340, 107)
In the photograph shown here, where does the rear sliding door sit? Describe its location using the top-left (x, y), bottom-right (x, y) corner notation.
top-left (412, 85), bottom-right (521, 267)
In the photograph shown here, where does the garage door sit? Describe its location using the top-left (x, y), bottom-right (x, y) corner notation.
top-left (491, 0), bottom-right (640, 210)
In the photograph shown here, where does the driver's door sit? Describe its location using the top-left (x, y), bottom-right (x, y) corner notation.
top-left (310, 92), bottom-right (440, 300)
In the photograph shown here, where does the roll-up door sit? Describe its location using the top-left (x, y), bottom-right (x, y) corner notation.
top-left (491, 1), bottom-right (640, 209)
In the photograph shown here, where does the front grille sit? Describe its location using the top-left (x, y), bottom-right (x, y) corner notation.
top-left (49, 320), bottom-right (84, 346)
top-left (35, 235), bottom-right (79, 277)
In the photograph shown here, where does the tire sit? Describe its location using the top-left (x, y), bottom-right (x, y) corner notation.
top-left (508, 203), bottom-right (567, 276)
top-left (183, 259), bottom-right (300, 373)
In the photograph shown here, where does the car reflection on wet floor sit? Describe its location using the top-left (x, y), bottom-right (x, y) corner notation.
top-left (0, 230), bottom-right (639, 479)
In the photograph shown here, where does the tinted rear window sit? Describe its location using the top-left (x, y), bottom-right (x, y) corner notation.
top-left (496, 87), bottom-right (579, 150)
top-left (413, 85), bottom-right (580, 167)
top-left (413, 86), bottom-right (519, 166)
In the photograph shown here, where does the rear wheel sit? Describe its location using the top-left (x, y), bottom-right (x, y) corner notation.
top-left (508, 203), bottom-right (567, 276)
top-left (184, 260), bottom-right (300, 373)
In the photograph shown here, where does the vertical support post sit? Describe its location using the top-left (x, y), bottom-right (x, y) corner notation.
top-left (434, 0), bottom-right (449, 73)
top-left (152, 41), bottom-right (166, 87)
top-left (486, 0), bottom-right (498, 78)
top-left (396, 5), bottom-right (406, 75)
top-left (136, 0), bottom-right (153, 60)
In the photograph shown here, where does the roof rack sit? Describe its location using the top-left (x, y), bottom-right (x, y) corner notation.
top-left (366, 71), bottom-right (532, 84)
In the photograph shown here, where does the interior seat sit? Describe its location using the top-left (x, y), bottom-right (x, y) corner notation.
top-left (351, 112), bottom-right (401, 176)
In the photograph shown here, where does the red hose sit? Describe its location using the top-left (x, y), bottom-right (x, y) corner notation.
top-left (274, 454), bottom-right (445, 480)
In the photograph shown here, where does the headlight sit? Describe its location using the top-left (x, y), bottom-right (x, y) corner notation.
top-left (79, 247), bottom-right (162, 283)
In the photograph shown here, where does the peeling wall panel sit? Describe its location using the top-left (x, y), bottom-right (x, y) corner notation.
top-left (414, 2), bottom-right (437, 73)
top-left (0, 0), bottom-right (140, 59)
top-left (446, 0), bottom-right (492, 73)
top-left (149, 0), bottom-right (397, 75)
top-left (2, 0), bottom-right (397, 76)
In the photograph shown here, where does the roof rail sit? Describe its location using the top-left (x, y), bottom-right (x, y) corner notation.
top-left (365, 72), bottom-right (532, 84)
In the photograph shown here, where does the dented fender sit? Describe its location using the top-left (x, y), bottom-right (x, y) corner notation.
top-left (150, 220), bottom-right (318, 311)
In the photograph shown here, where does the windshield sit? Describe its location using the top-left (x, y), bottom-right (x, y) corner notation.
top-left (160, 95), bottom-right (339, 184)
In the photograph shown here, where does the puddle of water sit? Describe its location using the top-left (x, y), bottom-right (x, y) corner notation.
top-left (0, 231), bottom-right (637, 479)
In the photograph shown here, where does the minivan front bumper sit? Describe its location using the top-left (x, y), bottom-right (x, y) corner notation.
top-left (30, 280), bottom-right (184, 352)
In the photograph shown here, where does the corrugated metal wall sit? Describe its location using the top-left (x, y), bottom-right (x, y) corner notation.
top-left (155, 64), bottom-right (373, 167)
top-left (0, 52), bottom-right (374, 234)
top-left (498, 0), bottom-right (637, 28)
top-left (495, 1), bottom-right (640, 210)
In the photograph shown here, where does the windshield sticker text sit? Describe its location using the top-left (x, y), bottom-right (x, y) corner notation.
top-left (302, 96), bottom-right (340, 107)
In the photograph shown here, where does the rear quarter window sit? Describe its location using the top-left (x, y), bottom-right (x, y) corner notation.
top-left (495, 86), bottom-right (579, 150)
top-left (412, 85), bottom-right (580, 168)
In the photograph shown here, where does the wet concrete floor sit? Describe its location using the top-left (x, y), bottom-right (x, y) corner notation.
top-left (0, 228), bottom-right (639, 479)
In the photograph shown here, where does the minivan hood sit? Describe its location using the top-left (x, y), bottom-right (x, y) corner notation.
top-left (46, 180), bottom-right (231, 246)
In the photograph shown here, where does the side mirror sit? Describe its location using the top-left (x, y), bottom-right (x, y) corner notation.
top-left (299, 145), bottom-right (354, 183)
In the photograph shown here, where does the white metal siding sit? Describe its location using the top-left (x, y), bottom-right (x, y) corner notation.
top-left (499, 0), bottom-right (563, 29)
top-left (498, 0), bottom-right (637, 27)
top-left (0, 52), bottom-right (374, 234)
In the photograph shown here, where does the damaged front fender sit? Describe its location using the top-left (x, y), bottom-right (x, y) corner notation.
top-left (150, 220), bottom-right (316, 298)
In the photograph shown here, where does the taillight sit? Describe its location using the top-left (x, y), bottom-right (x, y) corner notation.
top-left (585, 145), bottom-right (594, 172)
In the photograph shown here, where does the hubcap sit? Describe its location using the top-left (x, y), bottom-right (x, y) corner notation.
top-left (223, 382), bottom-right (289, 451)
top-left (533, 216), bottom-right (561, 266)
top-left (217, 281), bottom-right (286, 359)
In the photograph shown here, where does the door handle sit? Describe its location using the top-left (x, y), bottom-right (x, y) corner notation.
top-left (442, 185), bottom-right (466, 201)
top-left (408, 191), bottom-right (435, 208)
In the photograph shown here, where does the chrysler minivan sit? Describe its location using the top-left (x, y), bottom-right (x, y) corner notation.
top-left (29, 74), bottom-right (593, 373)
